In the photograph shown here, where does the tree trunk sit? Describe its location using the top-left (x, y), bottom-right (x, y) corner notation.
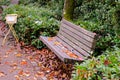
top-left (63, 0), bottom-right (74, 20)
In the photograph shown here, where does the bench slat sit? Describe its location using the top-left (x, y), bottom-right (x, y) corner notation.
top-left (59, 28), bottom-right (92, 53)
top-left (62, 19), bottom-right (96, 38)
top-left (55, 37), bottom-right (85, 59)
top-left (61, 23), bottom-right (94, 43)
top-left (40, 36), bottom-right (84, 63)
top-left (40, 36), bottom-right (65, 61)
top-left (57, 33), bottom-right (90, 57)
top-left (60, 25), bottom-right (93, 50)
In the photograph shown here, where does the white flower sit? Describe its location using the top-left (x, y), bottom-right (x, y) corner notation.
top-left (35, 20), bottom-right (42, 25)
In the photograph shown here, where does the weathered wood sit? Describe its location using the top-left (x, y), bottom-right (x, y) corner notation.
top-left (57, 34), bottom-right (90, 57)
top-left (40, 36), bottom-right (83, 63)
top-left (59, 25), bottom-right (92, 50)
top-left (55, 37), bottom-right (85, 58)
top-left (62, 19), bottom-right (96, 38)
top-left (40, 19), bottom-right (97, 63)
top-left (10, 0), bottom-right (19, 4)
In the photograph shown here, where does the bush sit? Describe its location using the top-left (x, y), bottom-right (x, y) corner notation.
top-left (0, 0), bottom-right (10, 5)
top-left (73, 0), bottom-right (120, 55)
top-left (72, 47), bottom-right (120, 80)
top-left (19, 0), bottom-right (64, 20)
top-left (2, 5), bottom-right (59, 49)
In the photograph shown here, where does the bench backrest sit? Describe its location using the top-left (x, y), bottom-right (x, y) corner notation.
top-left (10, 0), bottom-right (19, 4)
top-left (57, 19), bottom-right (97, 58)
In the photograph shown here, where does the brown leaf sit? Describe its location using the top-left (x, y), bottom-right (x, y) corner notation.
top-left (14, 75), bottom-right (20, 80)
top-left (18, 70), bottom-right (24, 76)
top-left (54, 71), bottom-right (60, 76)
top-left (27, 56), bottom-right (33, 60)
top-left (4, 61), bottom-right (9, 65)
top-left (20, 60), bottom-right (28, 65)
top-left (6, 49), bottom-right (13, 54)
top-left (48, 37), bottom-right (54, 41)
top-left (0, 72), bottom-right (5, 77)
top-left (63, 50), bottom-right (78, 58)
top-left (10, 62), bottom-right (17, 67)
top-left (42, 67), bottom-right (51, 73)
top-left (62, 73), bottom-right (66, 78)
top-left (35, 71), bottom-right (44, 77)
top-left (24, 71), bottom-right (30, 77)
top-left (54, 41), bottom-right (61, 45)
top-left (15, 53), bottom-right (22, 57)
top-left (68, 53), bottom-right (78, 59)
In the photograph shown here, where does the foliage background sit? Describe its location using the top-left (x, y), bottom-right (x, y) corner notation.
top-left (73, 0), bottom-right (120, 56)
top-left (2, 5), bottom-right (59, 49)
top-left (1, 0), bottom-right (120, 79)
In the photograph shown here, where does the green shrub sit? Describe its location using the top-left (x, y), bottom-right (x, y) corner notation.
top-left (0, 0), bottom-right (10, 5)
top-left (73, 0), bottom-right (120, 55)
top-left (72, 47), bottom-right (120, 80)
top-left (2, 5), bottom-right (59, 49)
top-left (19, 0), bottom-right (64, 20)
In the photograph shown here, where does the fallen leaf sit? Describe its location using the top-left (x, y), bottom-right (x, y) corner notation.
top-left (38, 62), bottom-right (42, 67)
top-left (10, 62), bottom-right (17, 67)
top-left (68, 53), bottom-right (78, 59)
top-left (54, 41), bottom-right (61, 46)
top-left (4, 61), bottom-right (9, 65)
top-left (15, 53), bottom-right (22, 57)
top-left (27, 56), bottom-right (33, 60)
top-left (20, 60), bottom-right (28, 65)
top-left (48, 37), bottom-right (54, 41)
top-left (24, 71), bottom-right (30, 77)
top-left (62, 73), bottom-right (66, 78)
top-left (0, 72), bottom-right (5, 77)
top-left (18, 70), bottom-right (24, 76)
top-left (63, 49), bottom-right (78, 58)
top-left (42, 67), bottom-right (51, 73)
top-left (6, 49), bottom-right (13, 54)
top-left (35, 71), bottom-right (44, 77)
top-left (14, 75), bottom-right (20, 80)
top-left (9, 66), bottom-right (18, 73)
top-left (54, 71), bottom-right (60, 76)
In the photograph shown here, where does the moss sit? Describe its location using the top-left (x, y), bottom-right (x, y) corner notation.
top-left (63, 0), bottom-right (74, 20)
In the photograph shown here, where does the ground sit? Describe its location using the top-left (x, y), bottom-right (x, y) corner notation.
top-left (0, 16), bottom-right (72, 80)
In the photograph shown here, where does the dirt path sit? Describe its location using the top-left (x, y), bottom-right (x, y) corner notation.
top-left (0, 21), bottom-right (44, 80)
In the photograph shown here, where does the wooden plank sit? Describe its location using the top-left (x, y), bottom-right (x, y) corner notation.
top-left (10, 0), bottom-right (19, 4)
top-left (61, 23), bottom-right (94, 43)
top-left (62, 19), bottom-right (96, 38)
top-left (53, 38), bottom-right (84, 62)
top-left (59, 28), bottom-right (92, 53)
top-left (57, 33), bottom-right (90, 57)
top-left (55, 37), bottom-right (85, 59)
top-left (40, 36), bottom-right (65, 61)
top-left (60, 25), bottom-right (93, 49)
top-left (40, 36), bottom-right (84, 63)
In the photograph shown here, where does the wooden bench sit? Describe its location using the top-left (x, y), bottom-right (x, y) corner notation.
top-left (39, 19), bottom-right (97, 63)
